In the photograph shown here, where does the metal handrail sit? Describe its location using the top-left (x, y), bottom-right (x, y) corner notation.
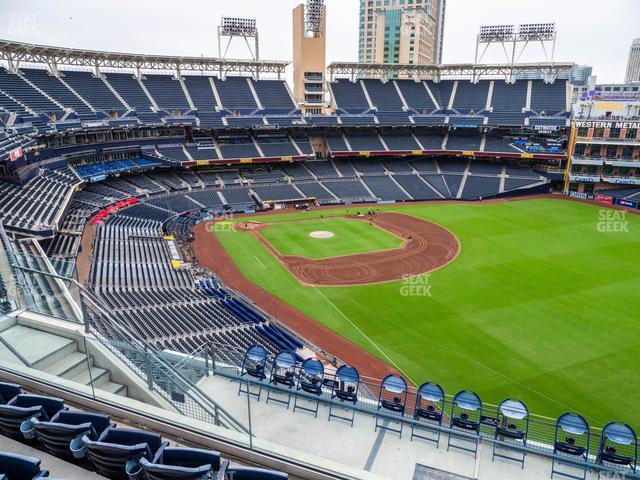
top-left (6, 258), bottom-right (249, 434)
top-left (79, 287), bottom-right (249, 434)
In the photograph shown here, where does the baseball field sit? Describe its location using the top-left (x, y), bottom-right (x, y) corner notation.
top-left (210, 197), bottom-right (640, 428)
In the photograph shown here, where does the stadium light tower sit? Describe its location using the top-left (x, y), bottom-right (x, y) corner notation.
top-left (304, 0), bottom-right (325, 36)
top-left (475, 23), bottom-right (557, 65)
top-left (217, 16), bottom-right (260, 61)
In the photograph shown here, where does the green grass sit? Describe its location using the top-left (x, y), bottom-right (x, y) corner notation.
top-left (258, 216), bottom-right (403, 259)
top-left (216, 198), bottom-right (640, 428)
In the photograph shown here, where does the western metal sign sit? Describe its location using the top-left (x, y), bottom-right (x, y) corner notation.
top-left (575, 120), bottom-right (640, 129)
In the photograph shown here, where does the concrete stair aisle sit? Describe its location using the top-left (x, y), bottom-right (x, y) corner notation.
top-left (0, 323), bottom-right (128, 396)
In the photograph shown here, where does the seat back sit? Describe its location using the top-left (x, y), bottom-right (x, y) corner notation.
top-left (140, 460), bottom-right (211, 480)
top-left (85, 428), bottom-right (165, 479)
top-left (0, 404), bottom-right (45, 438)
top-left (0, 452), bottom-right (48, 480)
top-left (161, 447), bottom-right (221, 469)
top-left (12, 395), bottom-right (65, 420)
top-left (0, 382), bottom-right (22, 404)
top-left (35, 412), bottom-right (112, 459)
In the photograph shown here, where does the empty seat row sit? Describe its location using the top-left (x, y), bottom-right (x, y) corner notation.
top-left (0, 382), bottom-right (287, 480)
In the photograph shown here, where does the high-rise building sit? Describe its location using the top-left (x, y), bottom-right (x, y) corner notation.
top-left (358, 0), bottom-right (445, 66)
top-left (571, 65), bottom-right (593, 86)
top-left (625, 38), bottom-right (640, 83)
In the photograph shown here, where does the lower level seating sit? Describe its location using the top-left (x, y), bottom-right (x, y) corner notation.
top-left (394, 174), bottom-right (442, 200)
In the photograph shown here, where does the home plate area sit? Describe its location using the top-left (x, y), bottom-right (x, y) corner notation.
top-left (308, 230), bottom-right (335, 239)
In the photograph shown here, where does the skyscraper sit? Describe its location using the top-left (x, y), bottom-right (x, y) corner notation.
top-left (625, 38), bottom-right (640, 83)
top-left (358, 0), bottom-right (446, 66)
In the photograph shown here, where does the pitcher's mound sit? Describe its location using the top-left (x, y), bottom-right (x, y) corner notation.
top-left (309, 231), bottom-right (335, 239)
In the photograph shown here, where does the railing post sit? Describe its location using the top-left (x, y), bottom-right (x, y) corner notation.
top-left (210, 343), bottom-right (217, 371)
top-left (83, 336), bottom-right (96, 399)
top-left (144, 348), bottom-right (153, 390)
top-left (246, 378), bottom-right (253, 450)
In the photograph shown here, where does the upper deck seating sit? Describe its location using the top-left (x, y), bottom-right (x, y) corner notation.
top-left (104, 73), bottom-right (153, 112)
top-left (22, 68), bottom-right (92, 115)
top-left (253, 80), bottom-right (295, 112)
top-left (61, 71), bottom-right (125, 112)
top-left (142, 74), bottom-right (190, 111)
top-left (213, 77), bottom-right (257, 113)
top-left (330, 79), bottom-right (369, 114)
top-left (0, 68), bottom-right (62, 115)
top-left (395, 80), bottom-right (437, 113)
top-left (182, 75), bottom-right (217, 111)
top-left (530, 80), bottom-right (567, 115)
top-left (424, 80), bottom-right (454, 111)
top-left (451, 81), bottom-right (490, 115)
top-left (362, 79), bottom-right (404, 111)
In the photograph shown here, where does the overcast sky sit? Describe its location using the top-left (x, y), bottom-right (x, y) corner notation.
top-left (0, 0), bottom-right (638, 83)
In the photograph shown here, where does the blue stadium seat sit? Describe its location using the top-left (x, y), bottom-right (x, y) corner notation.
top-left (85, 427), bottom-right (167, 480)
top-left (0, 452), bottom-right (49, 480)
top-left (33, 411), bottom-right (114, 460)
top-left (139, 447), bottom-right (228, 480)
top-left (0, 394), bottom-right (66, 439)
top-left (0, 382), bottom-right (22, 404)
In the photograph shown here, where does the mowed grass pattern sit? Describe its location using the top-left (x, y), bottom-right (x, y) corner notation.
top-left (259, 217), bottom-right (403, 259)
top-left (216, 198), bottom-right (640, 428)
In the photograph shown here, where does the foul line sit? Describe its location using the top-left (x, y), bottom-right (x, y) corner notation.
top-left (254, 256), bottom-right (266, 269)
top-left (311, 286), bottom-right (416, 384)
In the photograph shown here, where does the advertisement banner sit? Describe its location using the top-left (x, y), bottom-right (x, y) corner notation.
top-left (569, 191), bottom-right (595, 200)
top-left (9, 147), bottom-right (23, 161)
top-left (616, 198), bottom-right (639, 209)
top-left (595, 193), bottom-right (613, 204)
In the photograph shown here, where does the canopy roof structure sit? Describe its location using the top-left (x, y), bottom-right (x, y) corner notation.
top-left (0, 39), bottom-right (289, 78)
top-left (327, 61), bottom-right (575, 82)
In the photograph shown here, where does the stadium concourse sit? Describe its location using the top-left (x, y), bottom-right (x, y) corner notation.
top-left (0, 39), bottom-right (639, 480)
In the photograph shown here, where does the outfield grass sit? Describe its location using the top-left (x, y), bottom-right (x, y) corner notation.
top-left (259, 216), bottom-right (403, 259)
top-left (216, 198), bottom-right (640, 428)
